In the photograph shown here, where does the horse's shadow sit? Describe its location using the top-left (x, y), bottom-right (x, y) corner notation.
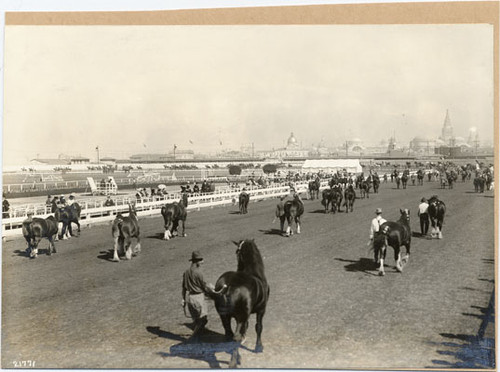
top-left (309, 209), bottom-right (327, 214)
top-left (97, 249), bottom-right (139, 262)
top-left (147, 325), bottom-right (244, 368)
top-left (229, 211), bottom-right (242, 215)
top-left (13, 249), bottom-right (31, 258)
top-left (147, 233), bottom-right (165, 240)
top-left (335, 257), bottom-right (380, 276)
top-left (259, 228), bottom-right (284, 236)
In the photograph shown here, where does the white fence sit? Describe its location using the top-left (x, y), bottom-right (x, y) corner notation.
top-left (2, 180), bottom-right (330, 240)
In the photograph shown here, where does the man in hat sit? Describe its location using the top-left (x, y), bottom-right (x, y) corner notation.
top-left (369, 208), bottom-right (387, 262)
top-left (181, 251), bottom-right (215, 340)
top-left (417, 197), bottom-right (430, 236)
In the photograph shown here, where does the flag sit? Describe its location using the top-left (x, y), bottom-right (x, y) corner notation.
top-left (174, 144), bottom-right (177, 150)
top-left (189, 140), bottom-right (193, 144)
top-left (219, 140), bottom-right (223, 145)
top-left (95, 146), bottom-right (99, 150)
top-left (143, 143), bottom-right (147, 148)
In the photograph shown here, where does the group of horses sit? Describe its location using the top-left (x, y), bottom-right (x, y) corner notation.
top-left (22, 202), bottom-right (82, 258)
top-left (372, 195), bottom-right (446, 276)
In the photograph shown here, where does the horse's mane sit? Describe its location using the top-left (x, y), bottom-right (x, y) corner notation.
top-left (236, 240), bottom-right (266, 279)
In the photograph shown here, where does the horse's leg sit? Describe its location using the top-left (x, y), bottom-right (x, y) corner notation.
top-left (125, 236), bottom-right (133, 260)
top-left (164, 222), bottom-right (171, 240)
top-left (112, 235), bottom-right (121, 262)
top-left (49, 235), bottom-right (56, 254)
top-left (279, 216), bottom-right (285, 234)
top-left (31, 238), bottom-right (40, 258)
top-left (296, 217), bottom-right (301, 234)
top-left (378, 246), bottom-right (386, 276)
top-left (179, 219), bottom-right (186, 237)
top-left (285, 216), bottom-right (292, 236)
top-left (255, 311), bottom-right (265, 353)
top-left (75, 220), bottom-right (81, 235)
top-left (219, 314), bottom-right (234, 340)
top-left (394, 246), bottom-right (403, 272)
top-left (134, 235), bottom-right (141, 255)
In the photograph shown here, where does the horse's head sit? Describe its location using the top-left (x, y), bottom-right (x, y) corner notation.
top-left (233, 239), bottom-right (264, 275)
top-left (128, 201), bottom-right (137, 216)
top-left (180, 192), bottom-right (189, 207)
top-left (399, 208), bottom-right (410, 224)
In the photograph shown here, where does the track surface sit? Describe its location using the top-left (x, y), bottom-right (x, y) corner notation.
top-left (1, 180), bottom-right (495, 369)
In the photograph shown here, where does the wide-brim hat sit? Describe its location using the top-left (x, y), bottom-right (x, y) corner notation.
top-left (189, 251), bottom-right (203, 262)
top-left (375, 208), bottom-right (382, 214)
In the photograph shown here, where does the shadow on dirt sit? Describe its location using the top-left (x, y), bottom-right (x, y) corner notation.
top-left (147, 233), bottom-right (166, 240)
top-left (13, 249), bottom-right (30, 258)
top-left (147, 325), bottom-right (243, 368)
top-left (335, 257), bottom-right (380, 276)
top-left (259, 229), bottom-right (284, 236)
top-left (431, 291), bottom-right (495, 369)
top-left (97, 249), bottom-right (138, 261)
top-left (309, 209), bottom-right (328, 214)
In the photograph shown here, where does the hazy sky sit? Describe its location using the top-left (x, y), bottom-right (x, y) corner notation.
top-left (3, 24), bottom-right (494, 165)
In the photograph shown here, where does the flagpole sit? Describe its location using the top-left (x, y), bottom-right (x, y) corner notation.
top-left (96, 146), bottom-right (100, 164)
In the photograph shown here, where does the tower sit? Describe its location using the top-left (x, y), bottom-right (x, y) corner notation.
top-left (440, 109), bottom-right (454, 144)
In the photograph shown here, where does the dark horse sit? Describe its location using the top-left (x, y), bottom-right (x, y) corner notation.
top-left (161, 193), bottom-right (188, 240)
top-left (238, 191), bottom-right (250, 214)
top-left (277, 196), bottom-right (304, 236)
top-left (111, 202), bottom-right (141, 261)
top-left (321, 189), bottom-right (333, 213)
top-left (213, 239), bottom-right (270, 369)
top-left (343, 185), bottom-right (356, 213)
top-left (359, 180), bottom-right (370, 199)
top-left (474, 175), bottom-right (486, 193)
top-left (428, 195), bottom-right (446, 239)
top-left (308, 177), bottom-right (321, 200)
top-left (417, 169), bottom-right (425, 186)
top-left (372, 175), bottom-right (380, 193)
top-left (373, 209), bottom-right (411, 276)
top-left (22, 215), bottom-right (59, 258)
top-left (54, 203), bottom-right (81, 239)
top-left (401, 171), bottom-right (409, 189)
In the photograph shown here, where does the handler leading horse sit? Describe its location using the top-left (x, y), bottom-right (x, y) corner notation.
top-left (373, 209), bottom-right (412, 276)
top-left (213, 239), bottom-right (270, 369)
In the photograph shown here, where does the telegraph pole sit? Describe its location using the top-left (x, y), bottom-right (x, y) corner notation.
top-left (95, 146), bottom-right (100, 164)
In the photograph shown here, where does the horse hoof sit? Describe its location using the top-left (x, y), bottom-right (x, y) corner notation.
top-left (378, 271), bottom-right (385, 276)
top-left (255, 345), bottom-right (263, 353)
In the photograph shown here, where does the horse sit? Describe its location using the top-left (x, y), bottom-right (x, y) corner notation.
top-left (372, 175), bottom-right (380, 194)
top-left (446, 171), bottom-right (457, 189)
top-left (485, 172), bottom-right (493, 191)
top-left (277, 196), bottom-right (304, 236)
top-left (239, 191), bottom-right (250, 214)
top-left (54, 203), bottom-right (81, 239)
top-left (359, 180), bottom-right (370, 199)
top-left (321, 189), bottom-right (333, 213)
top-left (330, 186), bottom-right (343, 213)
top-left (22, 215), bottom-right (59, 258)
top-left (400, 172), bottom-right (408, 189)
top-left (161, 193), bottom-right (188, 240)
top-left (373, 209), bottom-right (412, 276)
top-left (395, 175), bottom-right (401, 189)
top-left (343, 185), bottom-right (356, 213)
top-left (213, 239), bottom-right (270, 369)
top-left (111, 202), bottom-right (141, 261)
top-left (308, 178), bottom-right (320, 200)
top-left (417, 169), bottom-right (424, 186)
top-left (474, 175), bottom-right (485, 193)
top-left (428, 196), bottom-right (446, 239)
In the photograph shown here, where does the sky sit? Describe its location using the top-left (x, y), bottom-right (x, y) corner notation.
top-left (2, 23), bottom-right (495, 165)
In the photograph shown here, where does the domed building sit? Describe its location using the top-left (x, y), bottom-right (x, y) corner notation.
top-left (261, 132), bottom-right (310, 159)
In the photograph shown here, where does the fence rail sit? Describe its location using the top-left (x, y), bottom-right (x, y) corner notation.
top-left (2, 180), bottom-right (330, 239)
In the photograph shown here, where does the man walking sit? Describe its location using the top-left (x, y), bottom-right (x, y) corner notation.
top-left (181, 251), bottom-right (215, 341)
top-left (418, 197), bottom-right (430, 236)
top-left (369, 208), bottom-right (387, 262)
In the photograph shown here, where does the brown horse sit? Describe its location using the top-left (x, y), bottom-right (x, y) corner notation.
top-left (161, 193), bottom-right (188, 240)
top-left (238, 191), bottom-right (250, 214)
top-left (22, 215), bottom-right (59, 258)
top-left (343, 185), bottom-right (356, 213)
top-left (213, 240), bottom-right (270, 368)
top-left (278, 196), bottom-right (304, 236)
top-left (373, 209), bottom-right (412, 276)
top-left (111, 202), bottom-right (141, 261)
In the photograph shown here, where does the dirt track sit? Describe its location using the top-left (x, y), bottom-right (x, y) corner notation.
top-left (1, 179), bottom-right (495, 369)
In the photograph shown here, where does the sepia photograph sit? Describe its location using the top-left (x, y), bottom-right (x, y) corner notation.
top-left (1, 1), bottom-right (498, 370)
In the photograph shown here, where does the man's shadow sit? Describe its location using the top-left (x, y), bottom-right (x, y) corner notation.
top-left (147, 325), bottom-right (239, 368)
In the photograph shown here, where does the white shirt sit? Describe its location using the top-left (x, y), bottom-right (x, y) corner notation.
top-left (418, 202), bottom-right (429, 215)
top-left (370, 215), bottom-right (387, 239)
